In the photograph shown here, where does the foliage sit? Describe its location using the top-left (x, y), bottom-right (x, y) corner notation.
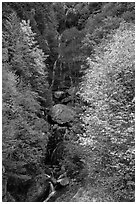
top-left (20, 20), bottom-right (52, 106)
top-left (58, 27), bottom-right (85, 87)
top-left (59, 141), bottom-right (88, 184)
top-left (83, 2), bottom-right (135, 56)
top-left (3, 2), bottom-right (135, 91)
top-left (2, 10), bottom-right (51, 201)
top-left (2, 2), bottom-right (135, 202)
top-left (79, 21), bottom-right (135, 201)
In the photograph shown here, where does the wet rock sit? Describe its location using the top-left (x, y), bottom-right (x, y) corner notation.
top-left (54, 91), bottom-right (65, 99)
top-left (67, 87), bottom-right (76, 96)
top-left (60, 87), bottom-right (78, 105)
top-left (61, 95), bottom-right (73, 104)
top-left (57, 176), bottom-right (69, 186)
top-left (49, 104), bottom-right (76, 125)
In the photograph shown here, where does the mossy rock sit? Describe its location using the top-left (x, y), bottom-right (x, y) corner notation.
top-left (50, 104), bottom-right (76, 125)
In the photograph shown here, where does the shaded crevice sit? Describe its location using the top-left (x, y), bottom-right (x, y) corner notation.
top-left (46, 126), bottom-right (67, 165)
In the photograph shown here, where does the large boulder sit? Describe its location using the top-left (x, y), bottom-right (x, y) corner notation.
top-left (49, 104), bottom-right (76, 125)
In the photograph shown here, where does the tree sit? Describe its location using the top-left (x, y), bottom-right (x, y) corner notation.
top-left (2, 9), bottom-right (51, 201)
top-left (83, 2), bottom-right (135, 56)
top-left (79, 21), bottom-right (135, 201)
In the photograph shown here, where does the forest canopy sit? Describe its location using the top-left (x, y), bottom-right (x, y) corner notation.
top-left (2, 2), bottom-right (135, 202)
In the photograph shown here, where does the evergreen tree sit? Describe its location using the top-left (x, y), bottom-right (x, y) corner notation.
top-left (2, 9), bottom-right (51, 201)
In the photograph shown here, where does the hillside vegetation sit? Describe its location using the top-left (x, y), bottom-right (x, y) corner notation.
top-left (2, 2), bottom-right (135, 202)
